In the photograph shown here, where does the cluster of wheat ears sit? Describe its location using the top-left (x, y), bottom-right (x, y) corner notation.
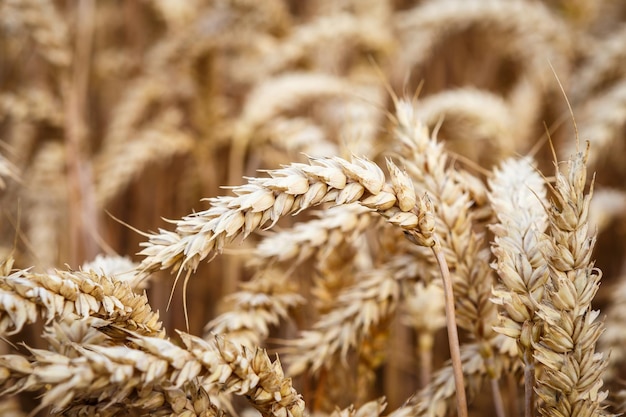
top-left (2, 0), bottom-right (626, 416)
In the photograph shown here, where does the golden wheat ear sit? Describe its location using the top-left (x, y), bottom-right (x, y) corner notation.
top-left (488, 156), bottom-right (549, 417)
top-left (533, 145), bottom-right (610, 417)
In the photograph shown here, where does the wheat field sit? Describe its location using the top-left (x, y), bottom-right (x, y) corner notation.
top-left (2, 0), bottom-right (626, 416)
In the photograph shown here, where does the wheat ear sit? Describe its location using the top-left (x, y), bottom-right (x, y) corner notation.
top-left (0, 264), bottom-right (162, 337)
top-left (205, 268), bottom-right (304, 347)
top-left (249, 204), bottom-right (373, 267)
top-left (3, 0), bottom-right (71, 68)
top-left (395, 0), bottom-right (571, 88)
top-left (1, 320), bottom-right (303, 417)
top-left (534, 143), bottom-right (609, 417)
top-left (284, 266), bottom-right (402, 376)
top-left (488, 156), bottom-right (549, 417)
top-left (138, 155), bottom-right (433, 276)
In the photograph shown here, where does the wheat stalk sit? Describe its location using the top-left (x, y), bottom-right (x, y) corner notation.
top-left (391, 98), bottom-right (502, 416)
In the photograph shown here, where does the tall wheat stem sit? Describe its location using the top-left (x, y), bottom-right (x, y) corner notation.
top-left (431, 235), bottom-right (468, 417)
top-left (524, 350), bottom-right (534, 417)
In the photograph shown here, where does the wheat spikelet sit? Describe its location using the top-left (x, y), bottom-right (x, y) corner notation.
top-left (534, 144), bottom-right (609, 417)
top-left (0, 265), bottom-right (162, 337)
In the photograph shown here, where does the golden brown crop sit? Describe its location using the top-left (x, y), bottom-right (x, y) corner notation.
top-left (1, 1), bottom-right (626, 416)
